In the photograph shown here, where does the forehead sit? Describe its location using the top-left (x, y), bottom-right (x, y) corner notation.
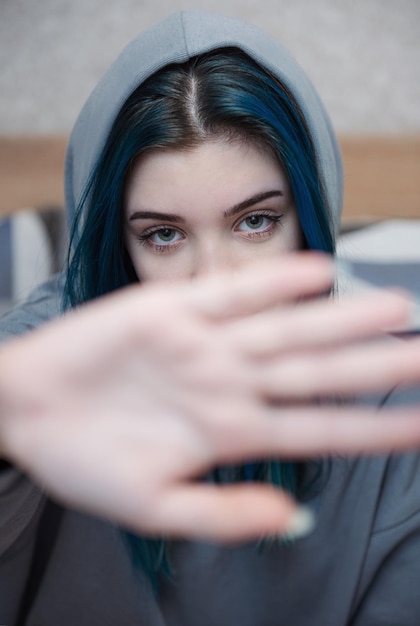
top-left (124, 139), bottom-right (290, 215)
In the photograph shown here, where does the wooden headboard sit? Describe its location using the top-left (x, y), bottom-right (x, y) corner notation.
top-left (1, 134), bottom-right (419, 226)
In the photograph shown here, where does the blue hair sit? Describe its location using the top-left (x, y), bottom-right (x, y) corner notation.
top-left (64, 49), bottom-right (334, 588)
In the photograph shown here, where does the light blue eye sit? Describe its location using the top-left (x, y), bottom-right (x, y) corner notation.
top-left (152, 228), bottom-right (181, 243)
top-left (239, 215), bottom-right (271, 232)
top-left (245, 215), bottom-right (266, 229)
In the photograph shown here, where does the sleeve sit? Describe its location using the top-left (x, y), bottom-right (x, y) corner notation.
top-left (0, 274), bottom-right (64, 580)
top-left (350, 385), bottom-right (420, 625)
top-left (0, 467), bottom-right (46, 623)
top-left (0, 467), bottom-right (44, 556)
top-left (0, 272), bottom-right (65, 343)
top-left (350, 482), bottom-right (420, 625)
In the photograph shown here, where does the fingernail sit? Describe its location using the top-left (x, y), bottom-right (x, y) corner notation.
top-left (284, 506), bottom-right (315, 540)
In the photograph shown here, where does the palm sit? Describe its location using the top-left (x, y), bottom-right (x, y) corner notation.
top-left (1, 254), bottom-right (420, 540)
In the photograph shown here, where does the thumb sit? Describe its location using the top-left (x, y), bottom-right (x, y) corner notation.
top-left (147, 483), bottom-right (315, 542)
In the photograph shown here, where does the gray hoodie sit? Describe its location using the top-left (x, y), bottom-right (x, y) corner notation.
top-left (1, 11), bottom-right (420, 626)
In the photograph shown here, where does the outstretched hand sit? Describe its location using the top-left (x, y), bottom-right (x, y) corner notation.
top-left (1, 253), bottom-right (419, 541)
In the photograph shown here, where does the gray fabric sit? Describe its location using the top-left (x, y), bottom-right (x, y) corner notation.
top-left (0, 273), bottom-right (64, 343)
top-left (2, 431), bottom-right (420, 624)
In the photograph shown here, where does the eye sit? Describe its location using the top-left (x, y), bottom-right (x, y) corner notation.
top-left (241, 215), bottom-right (270, 231)
top-left (150, 227), bottom-right (181, 244)
top-left (137, 226), bottom-right (184, 251)
top-left (235, 211), bottom-right (283, 234)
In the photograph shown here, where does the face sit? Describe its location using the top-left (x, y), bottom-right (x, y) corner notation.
top-left (124, 139), bottom-right (304, 282)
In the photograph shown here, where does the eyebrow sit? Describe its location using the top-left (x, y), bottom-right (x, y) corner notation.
top-left (128, 210), bottom-right (185, 223)
top-left (128, 190), bottom-right (284, 223)
top-left (223, 190), bottom-right (284, 218)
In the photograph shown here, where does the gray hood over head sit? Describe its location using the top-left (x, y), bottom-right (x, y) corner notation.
top-left (65, 10), bottom-right (343, 236)
top-left (0, 10), bottom-right (343, 342)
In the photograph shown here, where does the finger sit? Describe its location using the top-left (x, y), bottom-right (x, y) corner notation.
top-left (255, 335), bottom-right (420, 398)
top-left (269, 407), bottom-right (420, 456)
top-left (208, 405), bottom-right (420, 463)
top-left (229, 290), bottom-right (412, 356)
top-left (183, 252), bottom-right (334, 319)
top-left (145, 484), bottom-right (313, 542)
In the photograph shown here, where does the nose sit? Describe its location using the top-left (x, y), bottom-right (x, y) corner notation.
top-left (191, 239), bottom-right (236, 279)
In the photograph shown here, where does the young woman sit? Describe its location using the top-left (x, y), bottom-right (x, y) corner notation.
top-left (1, 11), bottom-right (420, 625)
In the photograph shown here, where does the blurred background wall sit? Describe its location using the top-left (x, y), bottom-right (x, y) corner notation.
top-left (0, 0), bottom-right (419, 134)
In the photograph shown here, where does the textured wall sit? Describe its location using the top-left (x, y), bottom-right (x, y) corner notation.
top-left (0, 0), bottom-right (419, 133)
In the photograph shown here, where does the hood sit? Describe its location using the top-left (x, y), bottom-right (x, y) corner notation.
top-left (65, 10), bottom-right (343, 234)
